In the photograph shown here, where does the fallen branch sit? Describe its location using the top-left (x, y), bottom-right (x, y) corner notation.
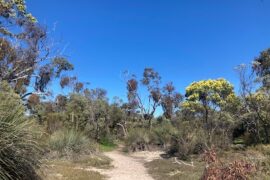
top-left (116, 123), bottom-right (127, 137)
top-left (173, 157), bottom-right (195, 167)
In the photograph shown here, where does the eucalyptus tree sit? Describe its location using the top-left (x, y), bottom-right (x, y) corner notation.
top-left (126, 68), bottom-right (162, 129)
top-left (0, 0), bottom-right (73, 100)
top-left (126, 68), bottom-right (183, 129)
top-left (236, 49), bottom-right (270, 144)
top-left (161, 82), bottom-right (182, 119)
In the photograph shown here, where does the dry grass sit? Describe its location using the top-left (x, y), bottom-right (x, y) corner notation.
top-left (218, 146), bottom-right (270, 178)
top-left (40, 164), bottom-right (104, 180)
top-left (146, 146), bottom-right (270, 180)
top-left (145, 158), bottom-right (204, 180)
top-left (73, 154), bottom-right (112, 169)
top-left (38, 154), bottom-right (112, 180)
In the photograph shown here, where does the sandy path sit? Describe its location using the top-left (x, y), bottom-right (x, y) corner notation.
top-left (88, 149), bottom-right (162, 180)
top-left (104, 150), bottom-right (154, 180)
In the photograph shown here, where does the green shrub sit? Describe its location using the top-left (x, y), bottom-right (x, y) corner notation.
top-left (167, 122), bottom-right (207, 160)
top-left (49, 129), bottom-right (96, 156)
top-left (151, 121), bottom-right (177, 148)
top-left (0, 82), bottom-right (42, 180)
top-left (99, 135), bottom-right (116, 147)
top-left (125, 121), bottom-right (178, 152)
top-left (125, 128), bottom-right (151, 152)
top-left (99, 135), bottom-right (117, 152)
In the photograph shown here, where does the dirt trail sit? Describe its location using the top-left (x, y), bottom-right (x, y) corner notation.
top-left (88, 149), bottom-right (162, 180)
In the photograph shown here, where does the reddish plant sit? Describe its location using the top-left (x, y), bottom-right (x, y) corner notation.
top-left (201, 149), bottom-right (255, 180)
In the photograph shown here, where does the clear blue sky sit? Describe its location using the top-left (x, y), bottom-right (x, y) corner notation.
top-left (27, 0), bottom-right (270, 100)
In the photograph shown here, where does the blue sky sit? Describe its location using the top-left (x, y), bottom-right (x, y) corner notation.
top-left (27, 0), bottom-right (270, 100)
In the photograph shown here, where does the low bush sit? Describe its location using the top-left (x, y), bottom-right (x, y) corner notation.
top-left (167, 122), bottom-right (207, 160)
top-left (49, 129), bottom-right (96, 157)
top-left (201, 148), bottom-right (255, 180)
top-left (151, 121), bottom-right (177, 148)
top-left (125, 121), bottom-right (177, 152)
top-left (125, 128), bottom-right (151, 151)
top-left (99, 136), bottom-right (117, 152)
top-left (99, 135), bottom-right (116, 147)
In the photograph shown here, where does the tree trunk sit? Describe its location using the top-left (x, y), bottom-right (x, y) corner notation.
top-left (148, 118), bottom-right (152, 130)
top-left (95, 119), bottom-right (100, 141)
top-left (117, 123), bottom-right (127, 137)
top-left (205, 107), bottom-right (208, 124)
top-left (263, 125), bottom-right (270, 143)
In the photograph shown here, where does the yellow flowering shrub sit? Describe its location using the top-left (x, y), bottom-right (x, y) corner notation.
top-left (183, 78), bottom-right (236, 110)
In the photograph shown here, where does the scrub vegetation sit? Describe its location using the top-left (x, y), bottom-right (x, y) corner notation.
top-left (0, 1), bottom-right (270, 180)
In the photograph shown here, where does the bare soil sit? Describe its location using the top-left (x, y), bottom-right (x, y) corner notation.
top-left (87, 149), bottom-right (162, 180)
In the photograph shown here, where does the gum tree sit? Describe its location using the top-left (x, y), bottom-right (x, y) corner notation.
top-left (161, 82), bottom-right (182, 119)
top-left (126, 68), bottom-right (182, 129)
top-left (126, 68), bottom-right (162, 129)
top-left (237, 49), bottom-right (270, 144)
top-left (0, 0), bottom-right (73, 100)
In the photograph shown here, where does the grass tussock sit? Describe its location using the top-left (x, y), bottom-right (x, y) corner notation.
top-left (0, 82), bottom-right (43, 180)
top-left (49, 129), bottom-right (96, 157)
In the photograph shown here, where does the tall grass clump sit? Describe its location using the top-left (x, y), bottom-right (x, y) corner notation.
top-left (0, 82), bottom-right (42, 180)
top-left (49, 129), bottom-right (96, 157)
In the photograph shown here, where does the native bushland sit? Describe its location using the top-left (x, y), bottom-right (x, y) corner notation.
top-left (1, 1), bottom-right (270, 180)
